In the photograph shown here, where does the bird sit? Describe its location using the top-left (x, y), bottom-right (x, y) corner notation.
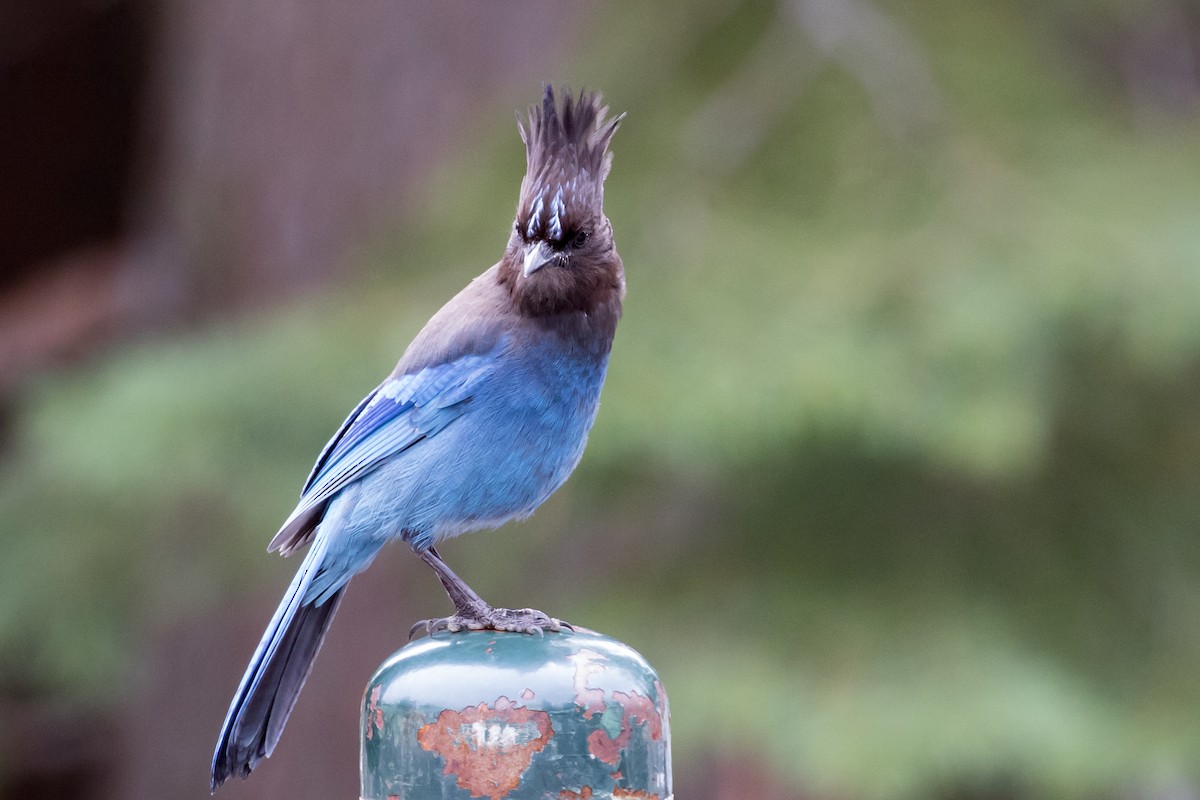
top-left (210, 85), bottom-right (624, 790)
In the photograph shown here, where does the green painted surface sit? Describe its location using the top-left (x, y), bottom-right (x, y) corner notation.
top-left (360, 629), bottom-right (671, 799)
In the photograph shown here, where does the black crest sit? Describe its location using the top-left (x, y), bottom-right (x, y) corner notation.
top-left (517, 86), bottom-right (622, 244)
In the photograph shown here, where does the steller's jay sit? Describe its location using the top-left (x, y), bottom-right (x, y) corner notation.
top-left (211, 86), bottom-right (624, 789)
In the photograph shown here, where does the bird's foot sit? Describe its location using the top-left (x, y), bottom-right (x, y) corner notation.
top-left (409, 607), bottom-right (572, 640)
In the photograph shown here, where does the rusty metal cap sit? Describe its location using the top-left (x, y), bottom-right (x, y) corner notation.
top-left (361, 629), bottom-right (672, 800)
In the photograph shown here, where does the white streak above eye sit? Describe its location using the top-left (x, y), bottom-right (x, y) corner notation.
top-left (549, 185), bottom-right (564, 240)
top-left (526, 193), bottom-right (544, 238)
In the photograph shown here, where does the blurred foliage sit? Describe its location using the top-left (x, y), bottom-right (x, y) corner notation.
top-left (4, 0), bottom-right (1200, 797)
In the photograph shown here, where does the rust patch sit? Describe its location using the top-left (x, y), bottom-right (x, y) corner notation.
top-left (613, 691), bottom-right (663, 740)
top-left (587, 728), bottom-right (622, 765)
top-left (613, 790), bottom-right (659, 800)
top-left (568, 649), bottom-right (607, 719)
top-left (586, 690), bottom-right (664, 765)
top-left (417, 696), bottom-right (554, 800)
top-left (558, 787), bottom-right (594, 799)
top-left (365, 684), bottom-right (384, 740)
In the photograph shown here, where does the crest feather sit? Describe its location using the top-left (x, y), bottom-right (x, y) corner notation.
top-left (519, 85), bottom-right (621, 180)
top-left (516, 86), bottom-right (622, 240)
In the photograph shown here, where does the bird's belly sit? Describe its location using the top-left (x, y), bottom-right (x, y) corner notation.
top-left (350, 361), bottom-right (606, 547)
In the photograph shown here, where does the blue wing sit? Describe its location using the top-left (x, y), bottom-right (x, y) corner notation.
top-left (268, 351), bottom-right (498, 553)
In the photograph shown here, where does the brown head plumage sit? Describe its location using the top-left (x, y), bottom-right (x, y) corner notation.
top-left (500, 86), bottom-right (625, 319)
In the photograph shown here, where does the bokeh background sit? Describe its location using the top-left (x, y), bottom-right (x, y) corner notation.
top-left (3, 1), bottom-right (1200, 798)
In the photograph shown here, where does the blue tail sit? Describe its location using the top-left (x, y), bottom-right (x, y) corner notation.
top-left (210, 539), bottom-right (345, 790)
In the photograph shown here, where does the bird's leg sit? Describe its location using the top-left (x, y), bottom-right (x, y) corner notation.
top-left (409, 546), bottom-right (570, 639)
top-left (419, 546), bottom-right (491, 619)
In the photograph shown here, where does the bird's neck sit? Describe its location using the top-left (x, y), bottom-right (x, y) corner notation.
top-left (522, 294), bottom-right (622, 360)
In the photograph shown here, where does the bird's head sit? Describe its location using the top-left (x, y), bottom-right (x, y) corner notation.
top-left (500, 86), bottom-right (624, 317)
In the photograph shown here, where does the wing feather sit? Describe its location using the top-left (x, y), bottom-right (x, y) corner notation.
top-left (267, 352), bottom-right (497, 553)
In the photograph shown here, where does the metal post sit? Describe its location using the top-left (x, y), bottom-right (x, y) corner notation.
top-left (361, 629), bottom-right (672, 800)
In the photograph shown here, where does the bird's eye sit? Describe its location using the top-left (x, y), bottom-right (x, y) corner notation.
top-left (572, 230), bottom-right (590, 248)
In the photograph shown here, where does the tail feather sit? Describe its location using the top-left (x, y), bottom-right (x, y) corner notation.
top-left (211, 543), bottom-right (346, 790)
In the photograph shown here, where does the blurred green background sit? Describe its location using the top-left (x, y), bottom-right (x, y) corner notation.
top-left (3, 1), bottom-right (1200, 798)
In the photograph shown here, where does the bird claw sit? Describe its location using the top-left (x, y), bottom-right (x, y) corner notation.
top-left (409, 607), bottom-right (572, 640)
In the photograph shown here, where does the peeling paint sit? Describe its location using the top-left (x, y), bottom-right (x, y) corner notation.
top-left (613, 691), bottom-right (664, 740)
top-left (558, 787), bottom-right (593, 800)
top-left (568, 649), bottom-right (607, 719)
top-left (586, 728), bottom-right (623, 765)
top-left (417, 696), bottom-right (554, 800)
top-left (613, 790), bottom-right (659, 800)
top-left (365, 684), bottom-right (385, 741)
top-left (585, 690), bottom-right (663, 765)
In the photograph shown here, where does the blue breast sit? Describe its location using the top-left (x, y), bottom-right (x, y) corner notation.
top-left (339, 336), bottom-right (611, 550)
